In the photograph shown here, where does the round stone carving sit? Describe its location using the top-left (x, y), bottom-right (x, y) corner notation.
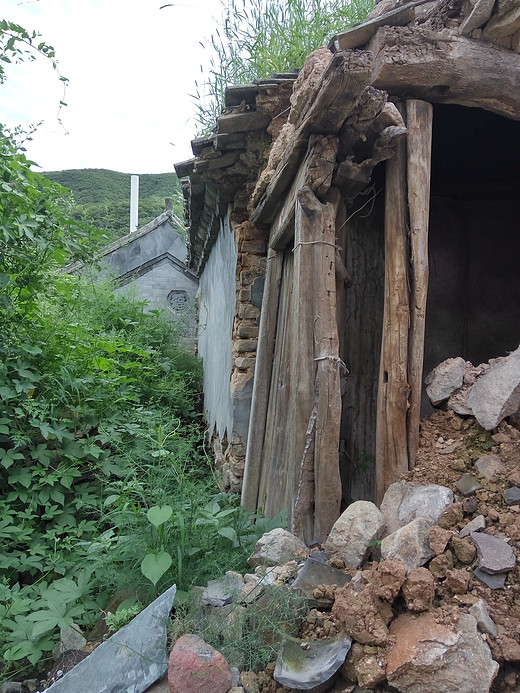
top-left (168, 290), bottom-right (189, 313)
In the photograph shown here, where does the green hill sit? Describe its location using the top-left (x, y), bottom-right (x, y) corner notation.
top-left (45, 168), bottom-right (184, 243)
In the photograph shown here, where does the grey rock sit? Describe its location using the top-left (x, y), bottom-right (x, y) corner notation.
top-left (1, 684), bottom-right (24, 693)
top-left (460, 514), bottom-right (486, 538)
top-left (473, 567), bottom-right (506, 589)
top-left (381, 481), bottom-right (454, 536)
top-left (459, 0), bottom-right (496, 34)
top-left (248, 528), bottom-right (308, 567)
top-left (144, 675), bottom-right (170, 693)
top-left (455, 473), bottom-right (482, 497)
top-left (59, 624), bottom-right (87, 654)
top-left (203, 572), bottom-right (245, 606)
top-left (324, 501), bottom-right (384, 569)
top-left (471, 531), bottom-right (516, 574)
top-left (469, 599), bottom-right (498, 637)
top-left (467, 345), bottom-right (520, 431)
top-left (274, 633), bottom-right (352, 690)
top-left (503, 486), bottom-right (520, 505)
top-left (381, 517), bottom-right (434, 573)
top-left (425, 357), bottom-right (467, 406)
top-left (291, 557), bottom-right (350, 605)
top-left (44, 584), bottom-right (176, 693)
top-left (474, 454), bottom-right (505, 481)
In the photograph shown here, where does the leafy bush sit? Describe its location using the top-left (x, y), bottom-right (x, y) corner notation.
top-left (194, 0), bottom-right (374, 133)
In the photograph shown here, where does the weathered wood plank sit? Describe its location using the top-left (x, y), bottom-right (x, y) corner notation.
top-left (269, 136), bottom-right (339, 250)
top-left (375, 121), bottom-right (410, 505)
top-left (406, 99), bottom-right (433, 468)
top-left (371, 26), bottom-right (520, 120)
top-left (241, 249), bottom-right (284, 511)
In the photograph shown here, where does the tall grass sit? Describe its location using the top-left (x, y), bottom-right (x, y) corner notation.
top-left (193, 0), bottom-right (375, 133)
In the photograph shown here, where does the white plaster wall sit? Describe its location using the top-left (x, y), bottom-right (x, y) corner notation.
top-left (197, 213), bottom-right (237, 439)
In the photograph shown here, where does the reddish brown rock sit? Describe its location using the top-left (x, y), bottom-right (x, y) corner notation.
top-left (450, 535), bottom-right (477, 564)
top-left (445, 568), bottom-right (471, 595)
top-left (428, 551), bottom-right (454, 579)
top-left (402, 568), bottom-right (435, 612)
top-left (168, 634), bottom-right (232, 693)
top-left (387, 613), bottom-right (498, 693)
top-left (438, 502), bottom-right (464, 529)
top-left (355, 653), bottom-right (386, 689)
top-left (339, 642), bottom-right (364, 684)
top-left (371, 558), bottom-right (408, 602)
top-left (332, 582), bottom-right (391, 645)
top-left (498, 635), bottom-right (520, 662)
top-left (429, 525), bottom-right (453, 556)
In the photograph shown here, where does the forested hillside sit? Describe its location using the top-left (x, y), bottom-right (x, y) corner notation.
top-left (45, 168), bottom-right (184, 244)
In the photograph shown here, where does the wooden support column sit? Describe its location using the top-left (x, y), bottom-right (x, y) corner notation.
top-left (406, 99), bottom-right (433, 467)
top-left (241, 248), bottom-right (284, 511)
top-left (375, 116), bottom-right (410, 506)
top-left (292, 186), bottom-right (342, 543)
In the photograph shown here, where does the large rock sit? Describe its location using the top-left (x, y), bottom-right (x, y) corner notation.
top-left (381, 517), bottom-right (435, 572)
top-left (425, 357), bottom-right (467, 406)
top-left (466, 345), bottom-right (520, 430)
top-left (168, 634), bottom-right (232, 693)
top-left (44, 584), bottom-right (177, 693)
top-left (470, 531), bottom-right (516, 574)
top-left (380, 482), bottom-right (454, 536)
top-left (273, 633), bottom-right (352, 690)
top-left (386, 612), bottom-right (499, 693)
top-left (332, 581), bottom-right (392, 645)
top-left (324, 500), bottom-right (384, 569)
top-left (247, 528), bottom-right (308, 567)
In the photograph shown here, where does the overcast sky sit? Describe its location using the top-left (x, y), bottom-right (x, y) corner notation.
top-left (2, 0), bottom-right (221, 173)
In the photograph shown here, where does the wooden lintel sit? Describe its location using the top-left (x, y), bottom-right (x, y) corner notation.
top-left (406, 99), bottom-right (433, 467)
top-left (371, 26), bottom-right (520, 120)
top-left (375, 116), bottom-right (410, 505)
top-left (252, 51), bottom-right (373, 226)
top-left (269, 136), bottom-right (339, 250)
top-left (241, 248), bottom-right (284, 511)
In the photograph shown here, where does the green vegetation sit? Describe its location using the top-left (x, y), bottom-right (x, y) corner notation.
top-left (44, 169), bottom-right (184, 245)
top-left (194, 0), bottom-right (374, 133)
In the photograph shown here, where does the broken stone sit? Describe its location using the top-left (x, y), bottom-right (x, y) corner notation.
top-left (455, 473), bottom-right (482, 497)
top-left (371, 558), bottom-right (407, 602)
top-left (381, 517), bottom-right (434, 573)
top-left (425, 357), bottom-right (467, 406)
top-left (438, 502), bottom-right (464, 529)
top-left (445, 568), bottom-right (471, 595)
top-left (386, 613), bottom-right (499, 693)
top-left (59, 624), bottom-right (87, 654)
top-left (273, 633), bottom-right (352, 690)
top-left (459, 0), bottom-right (496, 35)
top-left (169, 634), bottom-right (232, 693)
top-left (332, 582), bottom-right (391, 646)
top-left (466, 345), bottom-right (520, 431)
top-left (473, 567), bottom-right (506, 589)
top-left (503, 486), bottom-right (520, 505)
top-left (470, 531), bottom-right (516, 574)
top-left (291, 557), bottom-right (350, 605)
top-left (247, 528), bottom-right (308, 568)
top-left (462, 495), bottom-right (479, 515)
top-left (354, 653), bottom-right (386, 689)
top-left (324, 500), bottom-right (384, 569)
top-left (474, 454), bottom-right (505, 481)
top-left (497, 635), bottom-right (520, 662)
top-left (450, 535), bottom-right (477, 564)
top-left (469, 599), bottom-right (498, 637)
top-left (429, 551), bottom-right (454, 579)
top-left (459, 514), bottom-right (486, 538)
top-left (429, 525), bottom-right (452, 555)
top-left (45, 584), bottom-right (177, 693)
top-left (239, 671), bottom-right (260, 693)
top-left (380, 482), bottom-right (454, 536)
top-left (402, 568), bottom-right (435, 612)
top-left (202, 572), bottom-right (245, 606)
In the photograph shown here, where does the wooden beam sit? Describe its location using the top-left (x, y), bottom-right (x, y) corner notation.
top-left (241, 248), bottom-right (284, 511)
top-left (375, 116), bottom-right (410, 505)
top-left (269, 136), bottom-right (339, 250)
top-left (371, 26), bottom-right (520, 120)
top-left (406, 99), bottom-right (433, 468)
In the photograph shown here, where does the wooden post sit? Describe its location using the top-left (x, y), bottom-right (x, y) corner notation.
top-left (406, 99), bottom-right (433, 467)
top-left (241, 248), bottom-right (283, 511)
top-left (375, 115), bottom-right (410, 505)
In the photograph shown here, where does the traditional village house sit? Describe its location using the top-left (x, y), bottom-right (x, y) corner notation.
top-left (175, 0), bottom-right (520, 544)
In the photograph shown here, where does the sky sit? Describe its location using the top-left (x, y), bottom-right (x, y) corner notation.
top-left (1, 0), bottom-right (222, 173)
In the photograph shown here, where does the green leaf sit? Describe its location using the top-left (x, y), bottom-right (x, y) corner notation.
top-left (147, 505), bottom-right (172, 528)
top-left (218, 526), bottom-right (237, 543)
top-left (140, 551), bottom-right (172, 586)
